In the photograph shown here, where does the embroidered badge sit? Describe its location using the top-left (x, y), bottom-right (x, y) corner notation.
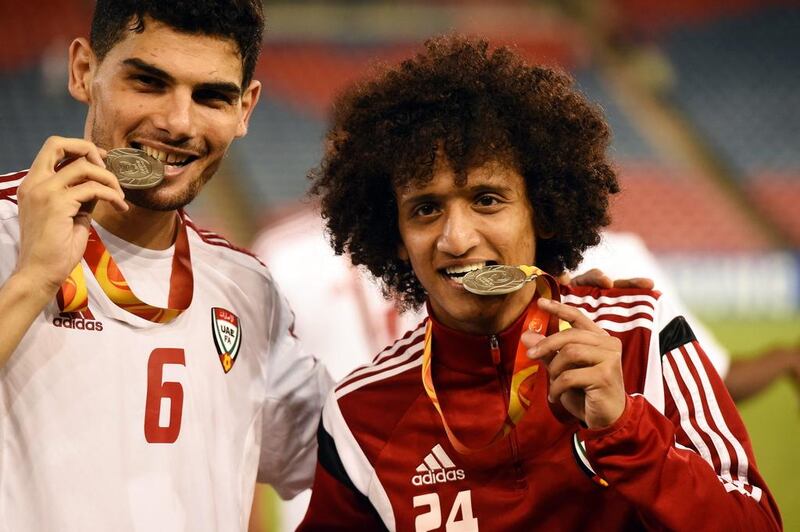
top-left (211, 307), bottom-right (241, 373)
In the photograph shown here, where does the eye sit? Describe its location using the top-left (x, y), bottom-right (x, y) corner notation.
top-left (475, 194), bottom-right (501, 208)
top-left (412, 202), bottom-right (439, 218)
top-left (133, 75), bottom-right (164, 89)
top-left (194, 89), bottom-right (234, 106)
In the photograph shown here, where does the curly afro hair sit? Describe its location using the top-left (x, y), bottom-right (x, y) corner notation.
top-left (311, 35), bottom-right (619, 310)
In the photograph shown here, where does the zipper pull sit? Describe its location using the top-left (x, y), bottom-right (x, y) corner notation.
top-left (489, 335), bottom-right (501, 365)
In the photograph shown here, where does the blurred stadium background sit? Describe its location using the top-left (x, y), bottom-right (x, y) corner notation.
top-left (0, 0), bottom-right (797, 529)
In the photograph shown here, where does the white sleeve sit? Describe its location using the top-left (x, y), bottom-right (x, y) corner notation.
top-left (0, 203), bottom-right (21, 284)
top-left (256, 282), bottom-right (334, 499)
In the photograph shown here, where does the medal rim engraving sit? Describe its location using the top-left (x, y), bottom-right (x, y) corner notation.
top-left (106, 148), bottom-right (165, 190)
top-left (462, 265), bottom-right (532, 296)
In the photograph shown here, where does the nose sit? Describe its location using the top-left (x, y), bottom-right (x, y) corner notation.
top-left (152, 88), bottom-right (196, 141)
top-left (436, 206), bottom-right (480, 257)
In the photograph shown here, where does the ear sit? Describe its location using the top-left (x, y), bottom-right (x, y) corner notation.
top-left (235, 79), bottom-right (262, 138)
top-left (397, 241), bottom-right (409, 262)
top-left (68, 38), bottom-right (95, 103)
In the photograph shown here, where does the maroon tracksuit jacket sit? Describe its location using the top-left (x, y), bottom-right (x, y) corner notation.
top-left (300, 287), bottom-right (781, 531)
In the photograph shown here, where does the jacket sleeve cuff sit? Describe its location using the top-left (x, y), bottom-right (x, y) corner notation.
top-left (578, 394), bottom-right (635, 442)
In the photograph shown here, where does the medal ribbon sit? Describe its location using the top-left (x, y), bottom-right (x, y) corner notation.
top-left (56, 216), bottom-right (193, 323)
top-left (422, 265), bottom-right (569, 454)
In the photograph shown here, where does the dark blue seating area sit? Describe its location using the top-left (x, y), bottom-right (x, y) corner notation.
top-left (573, 68), bottom-right (660, 164)
top-left (663, 6), bottom-right (800, 177)
top-left (0, 3), bottom-right (795, 248)
top-left (232, 98), bottom-right (325, 209)
top-left (0, 67), bottom-right (85, 172)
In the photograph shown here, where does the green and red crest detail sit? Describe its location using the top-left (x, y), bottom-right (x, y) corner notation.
top-left (211, 307), bottom-right (241, 373)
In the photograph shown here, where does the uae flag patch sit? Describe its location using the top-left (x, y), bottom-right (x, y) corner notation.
top-left (211, 307), bottom-right (241, 373)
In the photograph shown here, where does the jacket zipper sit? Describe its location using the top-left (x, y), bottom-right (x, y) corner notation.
top-left (490, 335), bottom-right (526, 486)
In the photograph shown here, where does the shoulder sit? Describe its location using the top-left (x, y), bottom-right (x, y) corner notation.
top-left (183, 213), bottom-right (270, 277)
top-left (328, 320), bottom-right (428, 439)
top-left (335, 320), bottom-right (428, 400)
top-left (561, 284), bottom-right (662, 334)
top-left (0, 170), bottom-right (26, 220)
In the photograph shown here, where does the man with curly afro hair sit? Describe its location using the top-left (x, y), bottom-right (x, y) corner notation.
top-left (299, 36), bottom-right (780, 531)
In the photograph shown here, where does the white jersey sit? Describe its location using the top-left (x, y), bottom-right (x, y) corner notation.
top-left (0, 172), bottom-right (333, 532)
top-left (252, 206), bottom-right (423, 532)
top-left (253, 205), bottom-right (423, 382)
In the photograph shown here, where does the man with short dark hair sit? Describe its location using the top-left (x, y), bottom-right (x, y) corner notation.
top-left (0, 2), bottom-right (331, 529)
top-left (299, 36), bottom-right (781, 530)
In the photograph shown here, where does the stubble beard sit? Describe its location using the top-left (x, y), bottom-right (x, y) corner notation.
top-left (122, 175), bottom-right (209, 212)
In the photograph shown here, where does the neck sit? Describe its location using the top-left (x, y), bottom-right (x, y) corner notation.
top-left (431, 284), bottom-right (538, 336)
top-left (93, 201), bottom-right (179, 250)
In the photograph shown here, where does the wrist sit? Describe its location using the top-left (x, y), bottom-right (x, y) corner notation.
top-left (587, 395), bottom-right (628, 430)
top-left (7, 267), bottom-right (62, 307)
top-left (583, 395), bottom-right (633, 435)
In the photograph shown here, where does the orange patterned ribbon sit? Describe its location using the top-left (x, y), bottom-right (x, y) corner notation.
top-left (57, 218), bottom-right (193, 323)
top-left (422, 267), bottom-right (569, 454)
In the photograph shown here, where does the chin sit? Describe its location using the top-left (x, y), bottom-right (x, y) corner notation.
top-left (124, 182), bottom-right (203, 211)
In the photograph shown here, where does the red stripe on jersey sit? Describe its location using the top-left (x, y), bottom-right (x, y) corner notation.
top-left (372, 322), bottom-right (427, 365)
top-left (616, 327), bottom-right (651, 392)
top-left (0, 170), bottom-right (27, 183)
top-left (567, 300), bottom-right (655, 315)
top-left (336, 337), bottom-right (425, 393)
top-left (591, 312), bottom-right (655, 324)
top-left (0, 169), bottom-right (25, 205)
top-left (335, 324), bottom-right (427, 392)
top-left (0, 178), bottom-right (22, 203)
top-left (182, 214), bottom-right (266, 267)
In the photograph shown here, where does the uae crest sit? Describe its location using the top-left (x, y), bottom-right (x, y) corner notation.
top-left (211, 307), bottom-right (241, 373)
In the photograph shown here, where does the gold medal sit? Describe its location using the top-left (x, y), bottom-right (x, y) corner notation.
top-left (462, 265), bottom-right (537, 296)
top-left (106, 148), bottom-right (164, 189)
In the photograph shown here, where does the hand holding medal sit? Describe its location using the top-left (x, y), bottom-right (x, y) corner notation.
top-left (15, 137), bottom-right (128, 295)
top-left (462, 263), bottom-right (626, 430)
top-left (523, 293), bottom-right (626, 430)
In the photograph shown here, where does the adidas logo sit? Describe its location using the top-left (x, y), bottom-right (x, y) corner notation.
top-left (52, 314), bottom-right (104, 332)
top-left (411, 444), bottom-right (465, 486)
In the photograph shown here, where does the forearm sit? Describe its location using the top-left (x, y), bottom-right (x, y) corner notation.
top-left (583, 395), bottom-right (781, 530)
top-left (0, 270), bottom-right (54, 367)
top-left (725, 350), bottom-right (799, 402)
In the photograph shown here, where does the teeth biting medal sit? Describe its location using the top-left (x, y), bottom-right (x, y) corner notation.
top-left (105, 148), bottom-right (164, 189)
top-left (462, 264), bottom-right (539, 295)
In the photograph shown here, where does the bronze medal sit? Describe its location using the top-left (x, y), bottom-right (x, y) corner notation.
top-left (106, 148), bottom-right (164, 189)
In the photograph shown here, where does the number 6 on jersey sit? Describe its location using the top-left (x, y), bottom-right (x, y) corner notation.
top-left (144, 348), bottom-right (186, 443)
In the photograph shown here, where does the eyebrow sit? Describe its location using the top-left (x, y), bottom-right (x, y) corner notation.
top-left (399, 181), bottom-right (514, 203)
top-left (122, 57), bottom-right (242, 97)
top-left (398, 192), bottom-right (440, 206)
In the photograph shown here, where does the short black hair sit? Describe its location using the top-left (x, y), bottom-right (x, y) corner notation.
top-left (311, 35), bottom-right (619, 309)
top-left (90, 0), bottom-right (264, 87)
